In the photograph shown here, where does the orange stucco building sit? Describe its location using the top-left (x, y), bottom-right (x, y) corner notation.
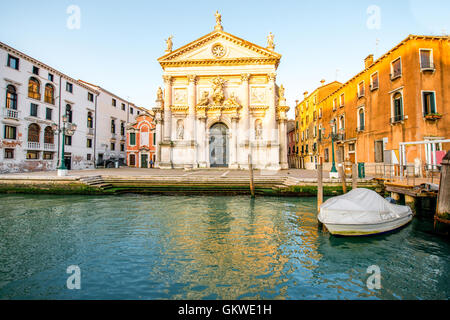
top-left (126, 112), bottom-right (156, 168)
top-left (299, 35), bottom-right (449, 174)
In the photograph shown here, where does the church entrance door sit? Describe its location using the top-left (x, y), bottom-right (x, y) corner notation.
top-left (209, 123), bottom-right (228, 168)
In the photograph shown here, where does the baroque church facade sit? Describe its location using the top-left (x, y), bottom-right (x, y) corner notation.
top-left (153, 12), bottom-right (289, 170)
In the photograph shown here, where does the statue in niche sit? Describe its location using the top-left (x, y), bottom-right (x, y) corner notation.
top-left (211, 77), bottom-right (226, 105)
top-left (255, 119), bottom-right (263, 140)
top-left (177, 119), bottom-right (184, 140)
top-left (165, 35), bottom-right (173, 53)
top-left (198, 91), bottom-right (210, 106)
top-left (156, 87), bottom-right (163, 101)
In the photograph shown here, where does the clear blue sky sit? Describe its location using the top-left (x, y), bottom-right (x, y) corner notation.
top-left (1, 0), bottom-right (449, 118)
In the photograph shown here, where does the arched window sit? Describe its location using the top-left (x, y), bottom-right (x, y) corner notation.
top-left (66, 104), bottom-right (73, 123)
top-left (44, 84), bottom-right (55, 104)
top-left (393, 92), bottom-right (403, 122)
top-left (28, 123), bottom-right (40, 142)
top-left (339, 115), bottom-right (345, 131)
top-left (28, 77), bottom-right (41, 100)
top-left (44, 126), bottom-right (54, 144)
top-left (6, 85), bottom-right (17, 109)
top-left (331, 119), bottom-right (337, 134)
top-left (87, 112), bottom-right (93, 128)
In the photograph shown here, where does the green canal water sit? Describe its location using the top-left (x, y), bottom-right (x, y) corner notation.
top-left (0, 194), bottom-right (448, 300)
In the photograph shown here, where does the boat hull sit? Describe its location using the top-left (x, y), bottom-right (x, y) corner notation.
top-left (323, 214), bottom-right (413, 236)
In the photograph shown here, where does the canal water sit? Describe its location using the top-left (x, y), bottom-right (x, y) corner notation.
top-left (0, 194), bottom-right (448, 300)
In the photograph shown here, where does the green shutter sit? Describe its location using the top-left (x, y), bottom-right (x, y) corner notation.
top-left (130, 133), bottom-right (136, 145)
top-left (430, 92), bottom-right (436, 114)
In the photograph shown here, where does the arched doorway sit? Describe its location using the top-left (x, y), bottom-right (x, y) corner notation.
top-left (209, 123), bottom-right (228, 168)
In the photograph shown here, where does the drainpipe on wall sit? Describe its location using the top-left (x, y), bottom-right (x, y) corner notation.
top-left (94, 93), bottom-right (98, 167)
top-left (57, 75), bottom-right (62, 167)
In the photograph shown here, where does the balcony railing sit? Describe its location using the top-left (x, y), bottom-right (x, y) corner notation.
top-left (421, 62), bottom-right (435, 71)
top-left (28, 142), bottom-right (41, 150)
top-left (3, 108), bottom-right (19, 119)
top-left (390, 114), bottom-right (404, 124)
top-left (44, 143), bottom-right (55, 151)
top-left (87, 128), bottom-right (95, 135)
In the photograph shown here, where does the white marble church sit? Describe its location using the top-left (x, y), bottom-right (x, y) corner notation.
top-left (153, 12), bottom-right (289, 170)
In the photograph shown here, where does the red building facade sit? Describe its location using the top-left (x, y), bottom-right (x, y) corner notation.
top-left (126, 112), bottom-right (156, 168)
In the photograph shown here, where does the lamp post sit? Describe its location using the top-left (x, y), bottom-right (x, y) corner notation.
top-left (320, 120), bottom-right (339, 179)
top-left (52, 115), bottom-right (77, 176)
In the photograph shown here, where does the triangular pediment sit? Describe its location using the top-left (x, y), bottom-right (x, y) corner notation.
top-left (158, 30), bottom-right (281, 68)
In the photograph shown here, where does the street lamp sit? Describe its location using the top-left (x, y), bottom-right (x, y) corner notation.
top-left (52, 115), bottom-right (77, 176)
top-left (319, 120), bottom-right (339, 179)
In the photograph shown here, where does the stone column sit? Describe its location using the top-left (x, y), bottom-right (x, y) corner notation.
top-left (240, 74), bottom-right (250, 143)
top-left (279, 119), bottom-right (288, 169)
top-left (187, 74), bottom-right (197, 142)
top-left (163, 75), bottom-right (172, 141)
top-left (197, 116), bottom-right (207, 168)
top-left (230, 116), bottom-right (239, 169)
top-left (267, 73), bottom-right (277, 143)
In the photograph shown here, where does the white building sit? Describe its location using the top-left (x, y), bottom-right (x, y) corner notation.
top-left (154, 13), bottom-right (289, 170)
top-left (0, 41), bottom-right (143, 173)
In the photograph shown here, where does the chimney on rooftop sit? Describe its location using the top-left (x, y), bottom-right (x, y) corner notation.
top-left (364, 54), bottom-right (374, 69)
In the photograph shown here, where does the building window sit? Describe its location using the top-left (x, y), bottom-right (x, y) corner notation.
top-left (28, 123), bottom-right (40, 143)
top-left (339, 94), bottom-right (344, 107)
top-left (391, 58), bottom-right (402, 79)
top-left (30, 103), bottom-right (38, 117)
top-left (87, 154), bottom-right (92, 161)
top-left (357, 81), bottom-right (365, 97)
top-left (65, 135), bottom-right (72, 146)
top-left (324, 148), bottom-right (329, 162)
top-left (44, 126), bottom-right (54, 145)
top-left (130, 107), bottom-right (134, 114)
top-left (370, 72), bottom-right (379, 90)
top-left (153, 132), bottom-right (156, 146)
top-left (339, 115), bottom-right (345, 132)
top-left (44, 84), bottom-right (55, 104)
top-left (349, 143), bottom-right (355, 152)
top-left (4, 125), bottom-right (17, 140)
top-left (45, 108), bottom-right (52, 120)
top-left (6, 85), bottom-right (18, 109)
top-left (420, 49), bottom-right (433, 70)
top-left (88, 92), bottom-right (94, 102)
top-left (319, 108), bottom-right (322, 119)
top-left (422, 91), bottom-right (436, 116)
top-left (121, 122), bottom-right (125, 136)
top-left (26, 151), bottom-right (40, 160)
top-left (129, 154), bottom-right (136, 166)
top-left (111, 119), bottom-right (116, 133)
top-left (358, 108), bottom-right (365, 131)
top-left (120, 143), bottom-right (125, 152)
top-left (87, 138), bottom-right (93, 148)
top-left (374, 140), bottom-right (384, 163)
top-left (28, 77), bottom-right (41, 100)
top-left (110, 142), bottom-right (115, 151)
top-left (331, 118), bottom-right (337, 134)
top-left (333, 98), bottom-right (337, 111)
top-left (129, 132), bottom-right (136, 146)
top-left (7, 55), bottom-right (19, 70)
top-left (392, 92), bottom-right (403, 123)
top-left (121, 103), bottom-right (126, 111)
top-left (48, 73), bottom-right (54, 82)
top-left (66, 104), bottom-right (73, 123)
top-left (87, 112), bottom-right (93, 128)
top-left (66, 82), bottom-right (73, 93)
top-left (32, 66), bottom-right (39, 75)
top-left (112, 99), bottom-right (116, 107)
top-left (43, 152), bottom-right (53, 160)
top-left (4, 148), bottom-right (14, 159)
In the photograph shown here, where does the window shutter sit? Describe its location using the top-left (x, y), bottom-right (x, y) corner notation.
top-left (430, 92), bottom-right (436, 113)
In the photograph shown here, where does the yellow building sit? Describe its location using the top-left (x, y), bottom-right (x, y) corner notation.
top-left (294, 81), bottom-right (341, 169)
top-left (313, 35), bottom-right (450, 174)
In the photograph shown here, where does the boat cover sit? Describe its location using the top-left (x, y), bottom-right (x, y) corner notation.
top-left (318, 188), bottom-right (412, 225)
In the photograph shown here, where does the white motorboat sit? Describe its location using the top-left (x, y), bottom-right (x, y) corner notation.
top-left (318, 188), bottom-right (413, 236)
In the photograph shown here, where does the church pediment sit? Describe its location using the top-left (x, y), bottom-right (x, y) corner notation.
top-left (158, 30), bottom-right (281, 68)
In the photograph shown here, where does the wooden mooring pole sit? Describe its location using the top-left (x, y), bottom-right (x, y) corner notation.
top-left (249, 154), bottom-right (255, 199)
top-left (339, 164), bottom-right (347, 194)
top-left (352, 163), bottom-right (358, 190)
top-left (317, 164), bottom-right (323, 213)
top-left (435, 151), bottom-right (450, 235)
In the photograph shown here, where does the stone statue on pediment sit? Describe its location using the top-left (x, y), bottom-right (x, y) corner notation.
top-left (267, 32), bottom-right (275, 50)
top-left (165, 35), bottom-right (173, 53)
top-left (156, 87), bottom-right (163, 101)
top-left (198, 91), bottom-right (210, 106)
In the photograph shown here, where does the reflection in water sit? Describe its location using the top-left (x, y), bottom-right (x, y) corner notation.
top-left (0, 194), bottom-right (448, 300)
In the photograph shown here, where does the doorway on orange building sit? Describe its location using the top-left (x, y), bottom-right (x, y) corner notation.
top-left (141, 154), bottom-right (148, 168)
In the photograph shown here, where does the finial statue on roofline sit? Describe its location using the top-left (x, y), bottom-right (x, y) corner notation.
top-left (215, 11), bottom-right (223, 31)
